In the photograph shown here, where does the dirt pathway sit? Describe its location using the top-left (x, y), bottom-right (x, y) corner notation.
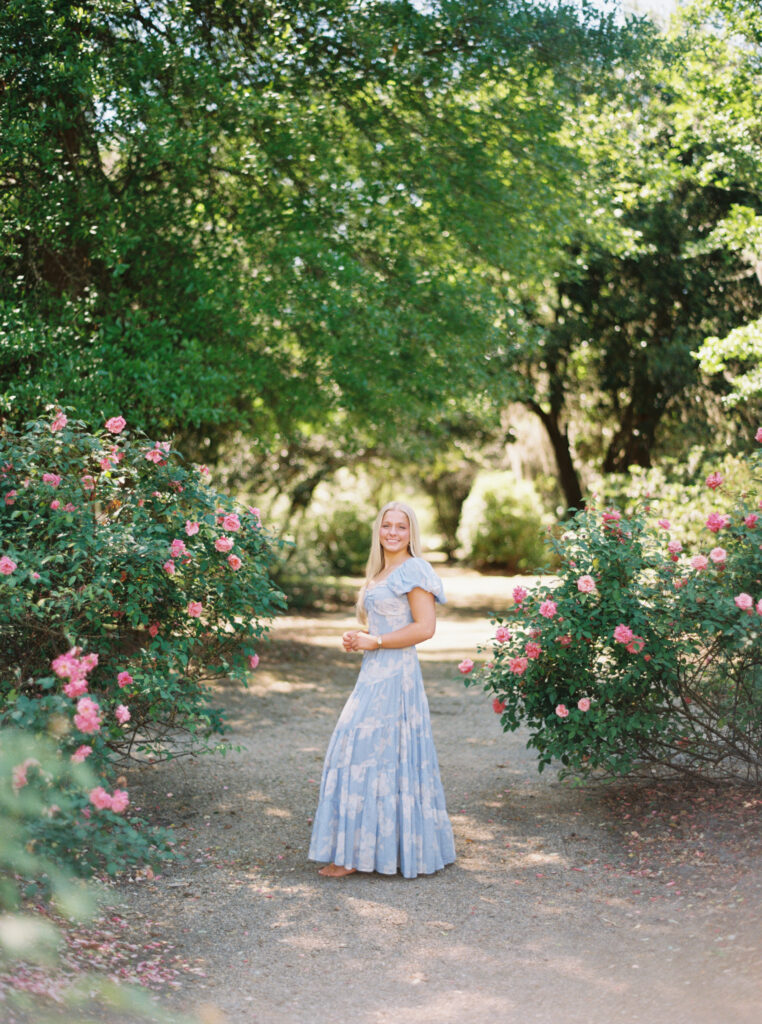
top-left (123, 569), bottom-right (761, 1024)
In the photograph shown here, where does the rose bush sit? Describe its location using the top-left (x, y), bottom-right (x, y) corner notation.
top-left (0, 414), bottom-right (284, 872)
top-left (466, 432), bottom-right (762, 783)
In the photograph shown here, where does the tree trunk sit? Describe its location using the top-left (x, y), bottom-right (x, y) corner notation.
top-left (528, 402), bottom-right (584, 513)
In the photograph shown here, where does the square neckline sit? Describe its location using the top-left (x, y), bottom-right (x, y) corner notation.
top-left (366, 556), bottom-right (415, 591)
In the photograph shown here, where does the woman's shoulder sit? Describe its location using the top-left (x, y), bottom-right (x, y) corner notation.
top-left (390, 557), bottom-right (445, 601)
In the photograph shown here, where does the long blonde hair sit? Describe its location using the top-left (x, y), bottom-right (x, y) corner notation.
top-left (356, 501), bottom-right (423, 623)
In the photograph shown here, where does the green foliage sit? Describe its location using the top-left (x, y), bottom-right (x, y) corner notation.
top-left (311, 506), bottom-right (373, 577)
top-left (469, 437), bottom-right (762, 782)
top-left (458, 472), bottom-right (554, 573)
top-left (0, 413), bottom-right (285, 774)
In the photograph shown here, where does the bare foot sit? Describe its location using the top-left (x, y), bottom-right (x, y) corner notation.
top-left (318, 863), bottom-right (358, 877)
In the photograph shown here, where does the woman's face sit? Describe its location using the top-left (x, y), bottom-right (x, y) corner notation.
top-left (379, 509), bottom-right (410, 557)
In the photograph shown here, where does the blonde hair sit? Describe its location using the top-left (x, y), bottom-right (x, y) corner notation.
top-left (356, 501), bottom-right (423, 623)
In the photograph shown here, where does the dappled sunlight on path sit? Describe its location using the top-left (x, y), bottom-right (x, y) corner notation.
top-left (121, 570), bottom-right (761, 1024)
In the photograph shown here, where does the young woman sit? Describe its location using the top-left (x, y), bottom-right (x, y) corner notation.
top-left (308, 500), bottom-right (456, 878)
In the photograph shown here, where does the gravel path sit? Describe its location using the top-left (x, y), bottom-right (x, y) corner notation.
top-left (122, 569), bottom-right (761, 1024)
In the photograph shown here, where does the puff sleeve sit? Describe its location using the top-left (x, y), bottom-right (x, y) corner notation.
top-left (389, 557), bottom-right (446, 604)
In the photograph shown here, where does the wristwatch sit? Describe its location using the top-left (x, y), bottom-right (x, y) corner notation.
top-left (376, 634), bottom-right (383, 647)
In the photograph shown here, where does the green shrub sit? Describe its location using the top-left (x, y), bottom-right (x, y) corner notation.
top-left (458, 472), bottom-right (554, 573)
top-left (466, 433), bottom-right (762, 783)
top-left (311, 505), bottom-right (373, 576)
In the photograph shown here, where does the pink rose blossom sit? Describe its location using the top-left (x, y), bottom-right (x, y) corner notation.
top-left (555, 704), bottom-right (570, 718)
top-left (42, 473), bottom-right (61, 487)
top-left (52, 648), bottom-right (82, 680)
top-left (458, 659), bottom-right (474, 675)
top-left (492, 697), bottom-right (506, 714)
top-left (63, 678), bottom-right (88, 698)
top-left (602, 508), bottom-right (622, 524)
top-left (248, 506), bottom-right (261, 525)
top-left (657, 519), bottom-right (671, 530)
top-left (512, 586), bottom-right (528, 606)
top-left (625, 636), bottom-right (645, 654)
top-left (745, 514), bottom-right (758, 529)
top-left (50, 499), bottom-right (61, 510)
top-left (249, 654), bottom-right (260, 670)
top-left (222, 513), bottom-right (241, 532)
top-left (185, 520), bottom-right (200, 536)
top-left (80, 652), bottom-right (98, 673)
top-left (705, 512), bottom-right (730, 533)
top-left (667, 539), bottom-right (682, 554)
top-left (706, 472), bottom-right (724, 490)
top-left (577, 697), bottom-right (591, 712)
top-left (117, 670), bottom-right (133, 688)
top-left (63, 502), bottom-right (75, 512)
top-left (49, 412), bottom-right (67, 432)
top-left (12, 758), bottom-right (39, 791)
top-left (198, 464), bottom-right (210, 478)
top-left (577, 575), bottom-right (597, 594)
top-left (115, 704), bottom-right (131, 725)
top-left (690, 554), bottom-right (709, 571)
top-left (104, 416), bottom-right (126, 434)
top-left (613, 624), bottom-right (634, 645)
top-left (539, 599), bottom-right (557, 618)
top-left (558, 634), bottom-right (572, 647)
top-left (89, 786), bottom-right (113, 810)
top-left (70, 745), bottom-right (92, 763)
top-left (494, 626), bottom-right (511, 643)
top-left (187, 600), bottom-right (203, 618)
top-left (215, 536), bottom-right (234, 553)
top-left (509, 657), bottom-right (528, 676)
top-left (74, 697), bottom-right (101, 733)
top-left (525, 641), bottom-right (542, 659)
top-left (757, 599), bottom-right (762, 616)
top-left (144, 448), bottom-right (163, 463)
top-left (4, 490), bottom-right (16, 505)
top-left (163, 559), bottom-right (176, 575)
top-left (755, 426), bottom-right (762, 443)
top-left (99, 456), bottom-right (114, 471)
top-left (110, 789), bottom-right (129, 813)
top-left (734, 593), bottom-right (753, 611)
top-left (148, 622), bottom-right (159, 638)
top-left (169, 538), bottom-right (186, 558)
top-left (81, 475), bottom-right (95, 491)
top-left (0, 555), bottom-right (17, 575)
top-left (709, 547), bottom-right (727, 565)
top-left (31, 571), bottom-right (40, 581)
top-left (227, 554), bottom-right (242, 570)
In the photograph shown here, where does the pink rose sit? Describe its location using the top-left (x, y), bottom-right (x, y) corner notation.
top-left (50, 499), bottom-right (60, 510)
top-left (12, 758), bottom-right (39, 791)
top-left (144, 448), bottom-right (163, 463)
top-left (709, 547), bottom-right (726, 565)
top-left (222, 513), bottom-right (241, 532)
top-left (63, 502), bottom-right (75, 512)
top-left (89, 786), bottom-right (113, 811)
top-left (198, 464), bottom-right (210, 478)
top-left (99, 456), bottom-right (114, 471)
top-left (601, 508), bottom-right (622, 524)
top-left (49, 412), bottom-right (68, 432)
top-left (705, 513), bottom-right (730, 533)
top-left (80, 652), bottom-right (98, 673)
top-left (185, 520), bottom-right (200, 536)
top-left (625, 636), bottom-right (645, 654)
top-left (247, 506), bottom-right (261, 525)
top-left (227, 553), bottom-right (242, 570)
top-left (509, 657), bottom-right (528, 676)
top-left (577, 697), bottom-right (591, 712)
top-left (745, 514), bottom-right (758, 529)
top-left (4, 490), bottom-right (16, 506)
top-left (492, 697), bottom-right (506, 714)
top-left (187, 600), bottom-right (203, 618)
top-left (117, 670), bottom-right (133, 688)
top-left (31, 571), bottom-right (40, 581)
top-left (115, 704), bottom-right (131, 725)
top-left (169, 538), bottom-right (186, 558)
top-left (757, 599), bottom-right (762, 616)
top-left (734, 593), bottom-right (753, 611)
top-left (539, 599), bottom-right (557, 618)
top-left (148, 622), bottom-right (159, 638)
top-left (249, 654), bottom-right (260, 670)
top-left (215, 536), bottom-right (234, 553)
top-left (525, 641), bottom-right (542, 659)
top-left (577, 575), bottom-right (597, 594)
top-left (110, 789), bottom-right (129, 813)
top-left (657, 519), bottom-right (671, 530)
top-left (756, 427), bottom-right (762, 443)
top-left (558, 634), bottom-right (572, 647)
top-left (42, 473), bottom-right (61, 487)
top-left (104, 416), bottom-right (126, 434)
top-left (495, 626), bottom-right (511, 643)
top-left (63, 678), bottom-right (88, 699)
top-left (667, 539), bottom-right (682, 554)
top-left (74, 697), bottom-right (101, 734)
top-left (458, 658), bottom-right (474, 675)
top-left (555, 704), bottom-right (570, 718)
top-left (163, 559), bottom-right (176, 575)
top-left (70, 745), bottom-right (92, 763)
top-left (0, 555), bottom-right (17, 575)
top-left (512, 586), bottom-right (528, 606)
top-left (613, 624), bottom-right (634, 645)
top-left (705, 472), bottom-right (724, 490)
top-left (690, 554), bottom-right (709, 571)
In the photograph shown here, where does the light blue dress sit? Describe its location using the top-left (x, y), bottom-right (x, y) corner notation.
top-left (308, 557), bottom-right (456, 878)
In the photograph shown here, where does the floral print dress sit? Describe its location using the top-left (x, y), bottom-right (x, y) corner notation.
top-left (308, 557), bottom-right (456, 878)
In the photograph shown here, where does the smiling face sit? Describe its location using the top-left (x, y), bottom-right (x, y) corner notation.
top-left (379, 509), bottom-right (411, 558)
